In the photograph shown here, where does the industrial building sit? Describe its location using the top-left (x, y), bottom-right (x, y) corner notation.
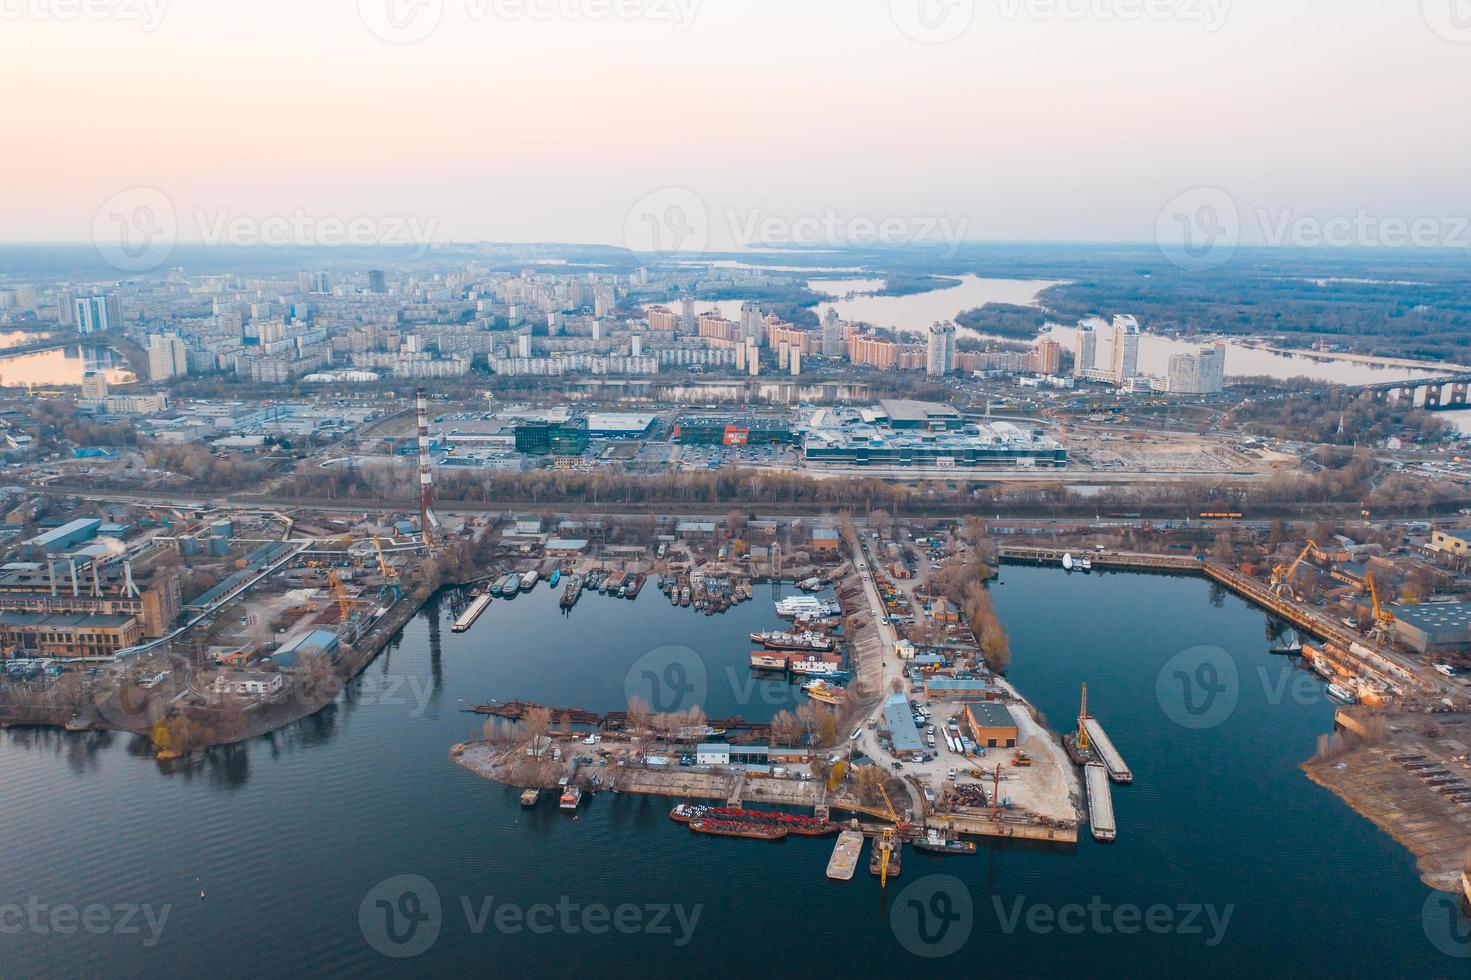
top-left (671, 415), bottom-right (796, 446)
top-left (883, 692), bottom-right (926, 756)
top-left (0, 563), bottom-right (181, 638)
top-left (963, 702), bottom-right (1019, 749)
top-left (802, 407), bottom-right (1067, 469)
top-left (1431, 529), bottom-right (1471, 560)
top-left (1391, 602), bottom-right (1471, 656)
top-left (0, 612), bottom-right (142, 659)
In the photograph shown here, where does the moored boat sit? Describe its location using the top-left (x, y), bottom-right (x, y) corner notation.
top-left (688, 818), bottom-right (787, 841)
top-left (1327, 682), bottom-right (1359, 704)
top-left (750, 630), bottom-right (836, 653)
top-left (520, 788), bottom-right (540, 808)
top-left (559, 786), bottom-right (582, 810)
top-left (911, 829), bottom-right (977, 855)
top-left (549, 569), bottom-right (561, 588)
top-left (520, 570), bottom-right (539, 592)
top-left (802, 679), bottom-right (845, 706)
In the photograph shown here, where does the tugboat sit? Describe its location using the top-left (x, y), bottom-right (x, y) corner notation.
top-left (1269, 631), bottom-right (1304, 656)
top-left (911, 829), bottom-right (977, 856)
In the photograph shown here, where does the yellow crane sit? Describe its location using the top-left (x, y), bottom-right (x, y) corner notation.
top-left (1077, 683), bottom-right (1090, 754)
top-left (1364, 572), bottom-right (1396, 638)
top-left (372, 537), bottom-right (398, 585)
top-left (875, 781), bottom-right (908, 889)
top-left (1271, 540), bottom-right (1324, 596)
top-left (327, 572), bottom-right (351, 621)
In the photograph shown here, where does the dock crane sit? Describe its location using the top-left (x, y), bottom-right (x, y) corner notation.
top-left (326, 572), bottom-right (352, 622)
top-left (1271, 541), bottom-right (1325, 596)
top-left (1363, 572), bottom-right (1396, 640)
top-left (875, 781), bottom-right (906, 889)
top-left (1077, 683), bottom-right (1090, 754)
top-left (372, 537), bottom-right (401, 600)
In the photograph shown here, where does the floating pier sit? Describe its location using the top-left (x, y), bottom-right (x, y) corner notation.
top-left (827, 830), bottom-right (864, 880)
top-left (452, 593), bottom-right (493, 634)
top-left (1083, 718), bottom-right (1133, 784)
top-left (1085, 763), bottom-right (1116, 842)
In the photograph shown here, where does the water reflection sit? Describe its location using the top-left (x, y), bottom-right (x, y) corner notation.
top-left (0, 344), bottom-right (135, 387)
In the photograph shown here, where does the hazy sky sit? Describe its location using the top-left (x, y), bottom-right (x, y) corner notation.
top-left (3, 0), bottom-right (1469, 251)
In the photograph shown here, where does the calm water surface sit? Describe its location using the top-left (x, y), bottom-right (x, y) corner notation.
top-left (0, 572), bottom-right (1465, 978)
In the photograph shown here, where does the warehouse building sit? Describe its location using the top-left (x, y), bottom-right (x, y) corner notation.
top-left (963, 702), bottom-right (1019, 749)
top-left (1392, 602), bottom-right (1471, 656)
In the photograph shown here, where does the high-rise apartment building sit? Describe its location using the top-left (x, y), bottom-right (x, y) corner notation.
top-left (927, 321), bottom-right (956, 377)
top-left (1110, 315), bottom-right (1140, 383)
top-left (147, 333), bottom-right (190, 381)
top-left (75, 294), bottom-right (123, 335)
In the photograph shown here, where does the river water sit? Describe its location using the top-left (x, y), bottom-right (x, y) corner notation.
top-left (0, 572), bottom-right (1465, 977)
top-left (0, 345), bottom-right (134, 388)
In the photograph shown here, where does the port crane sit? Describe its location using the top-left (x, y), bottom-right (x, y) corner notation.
top-left (372, 537), bottom-right (401, 600)
top-left (326, 572), bottom-right (352, 621)
top-left (1271, 541), bottom-right (1326, 596)
top-left (1363, 572), bottom-right (1396, 640)
top-left (1076, 683), bottom-right (1090, 754)
top-left (875, 781), bottom-right (906, 889)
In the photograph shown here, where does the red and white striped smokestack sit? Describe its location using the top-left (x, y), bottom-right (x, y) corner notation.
top-left (416, 387), bottom-right (436, 546)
